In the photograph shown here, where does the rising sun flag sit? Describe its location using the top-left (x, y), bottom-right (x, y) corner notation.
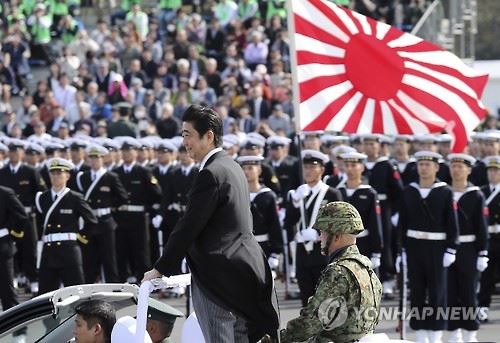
top-left (288, 0), bottom-right (489, 152)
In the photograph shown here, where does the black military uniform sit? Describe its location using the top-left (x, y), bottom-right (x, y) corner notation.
top-left (284, 150), bottom-right (343, 307)
top-left (35, 158), bottom-right (98, 294)
top-left (393, 157), bottom-right (418, 186)
top-left (398, 152), bottom-right (459, 332)
top-left (114, 141), bottom-right (162, 282)
top-left (76, 147), bottom-right (128, 283)
top-left (68, 140), bottom-right (91, 192)
top-left (470, 159), bottom-right (487, 187)
top-left (338, 184), bottom-right (382, 258)
top-left (363, 154), bottom-right (403, 281)
top-left (478, 156), bottom-right (500, 317)
top-left (267, 155), bottom-right (300, 205)
top-left (0, 140), bottom-right (47, 289)
top-left (0, 186), bottom-right (28, 310)
top-left (447, 184), bottom-right (487, 332)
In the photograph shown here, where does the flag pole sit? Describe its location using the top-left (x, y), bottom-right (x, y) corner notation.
top-left (286, 0), bottom-right (304, 185)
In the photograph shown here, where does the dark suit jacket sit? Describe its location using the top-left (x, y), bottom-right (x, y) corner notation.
top-left (154, 150), bottom-right (279, 340)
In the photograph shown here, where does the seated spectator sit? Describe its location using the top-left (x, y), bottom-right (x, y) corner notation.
top-left (124, 59), bottom-right (148, 88)
top-left (192, 76), bottom-right (217, 106)
top-left (107, 73), bottom-right (128, 105)
top-left (244, 31), bottom-right (269, 70)
top-left (156, 103), bottom-right (180, 139)
top-left (267, 103), bottom-right (292, 135)
top-left (73, 300), bottom-right (116, 343)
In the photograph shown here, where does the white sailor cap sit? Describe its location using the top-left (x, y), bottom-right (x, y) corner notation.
top-left (243, 136), bottom-right (265, 150)
top-left (236, 155), bottom-right (264, 166)
top-left (120, 137), bottom-right (142, 150)
top-left (156, 139), bottom-right (177, 153)
top-left (447, 153), bottom-right (475, 167)
top-left (68, 138), bottom-right (89, 150)
top-left (223, 134), bottom-right (240, 148)
top-left (301, 130), bottom-right (324, 139)
top-left (139, 138), bottom-right (154, 150)
top-left (6, 138), bottom-right (26, 150)
top-left (415, 134), bottom-right (439, 144)
top-left (331, 145), bottom-right (356, 158)
top-left (170, 136), bottom-right (184, 149)
top-left (246, 132), bottom-right (266, 145)
top-left (479, 131), bottom-right (500, 143)
top-left (95, 137), bottom-right (120, 151)
top-left (42, 141), bottom-right (66, 153)
top-left (483, 155), bottom-right (500, 169)
top-left (414, 150), bottom-right (442, 163)
top-left (267, 136), bottom-right (291, 148)
top-left (393, 134), bottom-right (414, 143)
top-left (379, 135), bottom-right (393, 145)
top-left (301, 149), bottom-right (329, 165)
top-left (26, 143), bottom-right (45, 155)
top-left (340, 152), bottom-right (368, 163)
top-left (438, 134), bottom-right (453, 144)
top-left (87, 144), bottom-right (109, 157)
top-left (359, 133), bottom-right (383, 143)
top-left (47, 157), bottom-right (74, 172)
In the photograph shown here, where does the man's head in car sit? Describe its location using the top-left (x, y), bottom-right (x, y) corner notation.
top-left (73, 300), bottom-right (116, 343)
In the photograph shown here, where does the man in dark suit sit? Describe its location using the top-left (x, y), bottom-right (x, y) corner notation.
top-left (76, 145), bottom-right (129, 283)
top-left (143, 105), bottom-right (279, 342)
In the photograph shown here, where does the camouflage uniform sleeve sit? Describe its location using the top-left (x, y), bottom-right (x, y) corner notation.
top-left (280, 265), bottom-right (351, 343)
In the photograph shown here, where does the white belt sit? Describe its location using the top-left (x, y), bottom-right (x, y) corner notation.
top-left (488, 224), bottom-right (500, 234)
top-left (254, 233), bottom-right (269, 242)
top-left (42, 232), bottom-right (77, 242)
top-left (357, 230), bottom-right (369, 238)
top-left (24, 206), bottom-right (32, 214)
top-left (118, 205), bottom-right (145, 212)
top-left (459, 234), bottom-right (476, 243)
top-left (0, 228), bottom-right (9, 238)
top-left (407, 229), bottom-right (446, 240)
top-left (93, 208), bottom-right (111, 217)
top-left (377, 194), bottom-right (387, 201)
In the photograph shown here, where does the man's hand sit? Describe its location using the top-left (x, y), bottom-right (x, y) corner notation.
top-left (142, 268), bottom-right (162, 283)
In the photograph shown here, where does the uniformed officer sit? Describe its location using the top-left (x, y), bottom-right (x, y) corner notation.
top-left (338, 152), bottom-right (383, 265)
top-left (240, 134), bottom-right (281, 195)
top-left (151, 139), bottom-right (178, 264)
top-left (478, 155), bottom-right (500, 322)
top-left (34, 158), bottom-right (98, 294)
top-left (323, 145), bottom-right (356, 188)
top-left (0, 138), bottom-right (46, 294)
top-left (138, 138), bottom-right (154, 168)
top-left (25, 143), bottom-right (45, 169)
top-left (39, 141), bottom-right (65, 188)
top-left (114, 137), bottom-right (162, 283)
top-left (146, 298), bottom-right (184, 343)
top-left (95, 137), bottom-right (122, 171)
top-left (0, 142), bottom-right (7, 169)
top-left (76, 145), bottom-right (129, 283)
top-left (237, 155), bottom-right (283, 268)
top-left (397, 151), bottom-right (459, 343)
top-left (280, 201), bottom-right (382, 343)
top-left (446, 153), bottom-right (488, 342)
top-left (361, 133), bottom-right (403, 298)
top-left (470, 131), bottom-right (500, 187)
top-left (265, 136), bottom-right (300, 205)
top-left (222, 134), bottom-right (241, 159)
top-left (284, 150), bottom-right (343, 307)
top-left (68, 138), bottom-right (91, 191)
top-left (415, 134), bottom-right (451, 184)
top-left (0, 185), bottom-right (28, 310)
top-left (391, 135), bottom-right (418, 186)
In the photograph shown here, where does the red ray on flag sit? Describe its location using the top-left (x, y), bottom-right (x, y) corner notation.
top-left (288, 0), bottom-right (489, 152)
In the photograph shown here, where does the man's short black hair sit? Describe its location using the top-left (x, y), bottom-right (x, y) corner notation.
top-left (182, 105), bottom-right (222, 148)
top-left (75, 300), bottom-right (116, 341)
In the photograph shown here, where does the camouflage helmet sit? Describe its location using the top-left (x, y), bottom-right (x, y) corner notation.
top-left (313, 201), bottom-right (364, 235)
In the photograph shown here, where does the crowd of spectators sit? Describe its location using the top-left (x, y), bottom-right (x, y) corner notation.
top-left (0, 0), bottom-right (435, 142)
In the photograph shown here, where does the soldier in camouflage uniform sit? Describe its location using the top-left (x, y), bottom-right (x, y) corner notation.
top-left (280, 201), bottom-right (382, 343)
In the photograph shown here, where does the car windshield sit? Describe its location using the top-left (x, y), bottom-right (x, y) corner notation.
top-left (0, 286), bottom-right (138, 343)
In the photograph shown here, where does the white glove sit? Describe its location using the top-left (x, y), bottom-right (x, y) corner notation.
top-left (292, 184), bottom-right (310, 203)
top-left (443, 249), bottom-right (456, 267)
top-left (300, 228), bottom-right (319, 242)
top-left (370, 253), bottom-right (381, 269)
top-left (477, 256), bottom-right (489, 272)
top-left (391, 213), bottom-right (399, 227)
top-left (268, 254), bottom-right (280, 270)
top-left (395, 250), bottom-right (407, 274)
top-left (152, 215), bottom-right (163, 229)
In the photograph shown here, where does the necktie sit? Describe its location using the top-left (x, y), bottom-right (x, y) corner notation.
top-left (11, 168), bottom-right (15, 174)
top-left (53, 193), bottom-right (58, 202)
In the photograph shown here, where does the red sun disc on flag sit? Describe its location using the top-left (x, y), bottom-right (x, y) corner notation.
top-left (290, 0), bottom-right (489, 152)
